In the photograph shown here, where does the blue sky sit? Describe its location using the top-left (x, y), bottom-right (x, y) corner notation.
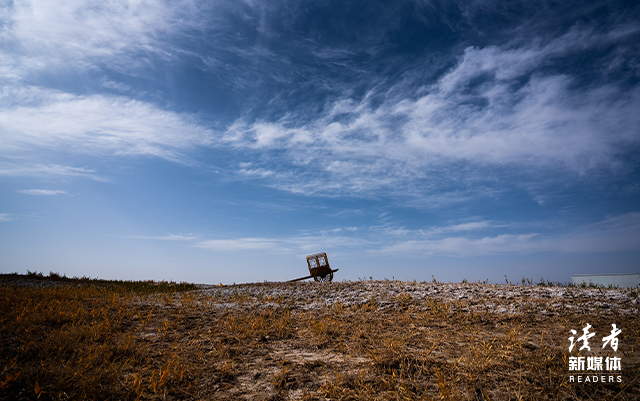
top-left (1, 0), bottom-right (639, 284)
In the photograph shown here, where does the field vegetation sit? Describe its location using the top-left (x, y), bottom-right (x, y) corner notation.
top-left (1, 272), bottom-right (638, 400)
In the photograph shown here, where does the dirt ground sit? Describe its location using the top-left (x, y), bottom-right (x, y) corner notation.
top-left (1, 276), bottom-right (639, 400)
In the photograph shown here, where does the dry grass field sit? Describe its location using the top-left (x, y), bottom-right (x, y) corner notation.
top-left (1, 272), bottom-right (639, 400)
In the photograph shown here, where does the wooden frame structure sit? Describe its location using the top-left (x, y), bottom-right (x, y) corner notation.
top-left (287, 252), bottom-right (339, 282)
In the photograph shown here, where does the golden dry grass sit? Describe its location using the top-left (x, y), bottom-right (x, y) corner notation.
top-left (1, 274), bottom-right (638, 400)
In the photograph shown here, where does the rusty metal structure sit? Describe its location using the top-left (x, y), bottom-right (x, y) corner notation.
top-left (287, 252), bottom-right (339, 282)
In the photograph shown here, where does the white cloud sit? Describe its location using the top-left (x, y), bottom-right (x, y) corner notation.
top-left (189, 232), bottom-right (370, 253)
top-left (0, 1), bottom-right (220, 169)
top-left (423, 221), bottom-right (498, 236)
top-left (368, 220), bottom-right (503, 240)
top-left (239, 167), bottom-right (275, 178)
top-left (17, 189), bottom-right (71, 196)
top-left (1, 1), bottom-right (638, 205)
top-left (0, 163), bottom-right (107, 181)
top-left (220, 25), bottom-right (640, 199)
top-left (133, 214), bottom-right (640, 257)
top-left (131, 233), bottom-right (200, 241)
top-left (0, 87), bottom-right (215, 161)
top-left (0, 213), bottom-right (11, 222)
top-left (375, 233), bottom-right (542, 256)
top-left (374, 213), bottom-right (640, 256)
top-left (0, 0), bottom-right (208, 81)
top-left (101, 78), bottom-right (132, 93)
top-left (326, 209), bottom-right (363, 218)
top-left (195, 237), bottom-right (282, 251)
top-left (247, 122), bottom-right (312, 148)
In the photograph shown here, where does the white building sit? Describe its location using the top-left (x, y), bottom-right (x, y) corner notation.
top-left (572, 273), bottom-right (639, 288)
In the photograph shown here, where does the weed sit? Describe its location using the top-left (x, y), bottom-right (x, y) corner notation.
top-left (1, 274), bottom-right (638, 400)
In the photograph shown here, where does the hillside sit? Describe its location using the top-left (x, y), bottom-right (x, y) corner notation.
top-left (1, 275), bottom-right (638, 400)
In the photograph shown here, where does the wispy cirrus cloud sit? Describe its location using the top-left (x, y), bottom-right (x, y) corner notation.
top-left (130, 233), bottom-right (201, 241)
top-left (0, 0), bottom-right (210, 81)
top-left (17, 189), bottom-right (72, 196)
top-left (0, 213), bottom-right (12, 222)
top-left (1, 0), bottom-right (638, 208)
top-left (0, 87), bottom-right (215, 162)
top-left (194, 233), bottom-right (369, 253)
top-left (372, 221), bottom-right (505, 238)
top-left (101, 78), bottom-right (132, 93)
top-left (130, 227), bottom-right (371, 254)
top-left (195, 237), bottom-right (282, 252)
top-left (138, 214), bottom-right (640, 257)
top-left (0, 1), bottom-right (220, 167)
top-left (374, 213), bottom-right (640, 256)
top-left (0, 163), bottom-right (107, 182)
top-left (374, 234), bottom-right (542, 257)
top-left (222, 24), bottom-right (640, 199)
